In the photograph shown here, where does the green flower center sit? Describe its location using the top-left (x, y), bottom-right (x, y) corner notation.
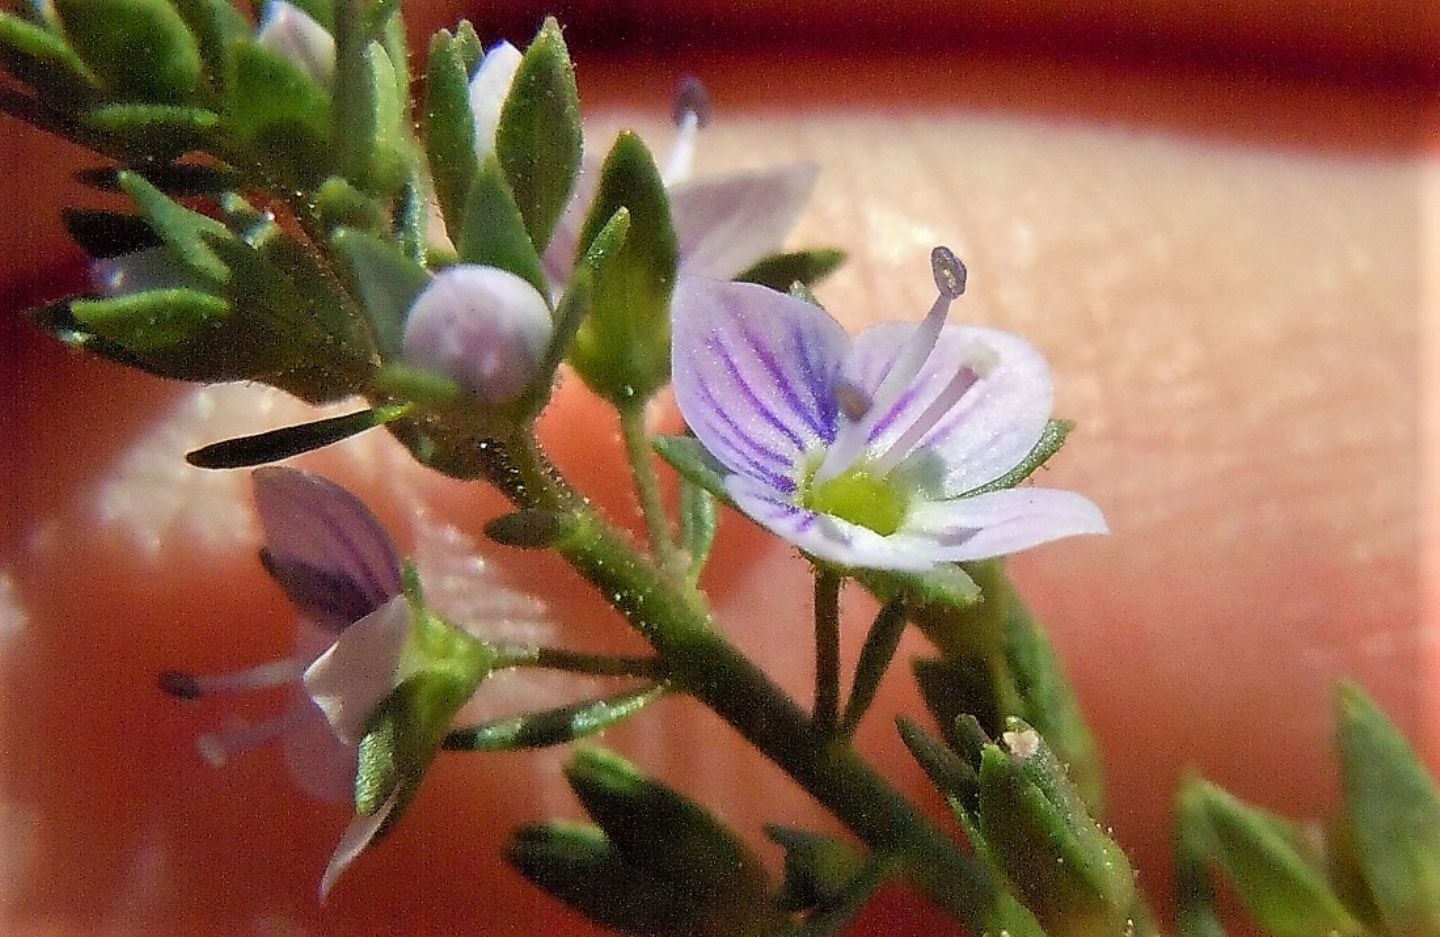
top-left (804, 465), bottom-right (908, 536)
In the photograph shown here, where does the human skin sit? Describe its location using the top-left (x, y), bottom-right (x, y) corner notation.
top-left (0, 9), bottom-right (1433, 936)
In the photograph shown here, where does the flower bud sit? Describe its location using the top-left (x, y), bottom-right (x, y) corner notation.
top-left (401, 264), bottom-right (553, 404)
top-left (468, 41), bottom-right (522, 164)
top-left (256, 0), bottom-right (335, 89)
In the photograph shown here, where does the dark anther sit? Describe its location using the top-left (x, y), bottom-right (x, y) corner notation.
top-left (158, 670), bottom-right (203, 700)
top-left (930, 246), bottom-right (967, 299)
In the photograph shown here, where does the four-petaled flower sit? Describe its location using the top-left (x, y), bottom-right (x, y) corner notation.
top-left (670, 248), bottom-right (1108, 572)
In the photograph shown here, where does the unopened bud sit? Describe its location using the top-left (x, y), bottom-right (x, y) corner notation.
top-left (256, 1), bottom-right (336, 88)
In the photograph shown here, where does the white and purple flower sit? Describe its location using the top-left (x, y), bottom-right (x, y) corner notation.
top-left (670, 248), bottom-right (1108, 572)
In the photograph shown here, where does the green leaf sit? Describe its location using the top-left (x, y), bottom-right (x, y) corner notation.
top-left (679, 474), bottom-right (718, 581)
top-left (1174, 777), bottom-right (1229, 937)
top-left (117, 170), bottom-right (231, 282)
top-left (169, 0), bottom-right (248, 82)
top-left (314, 175), bottom-right (389, 234)
top-left (53, 0), bottom-right (202, 103)
top-left (331, 226), bottom-right (431, 359)
top-left (1188, 777), bottom-right (1367, 937)
top-left (226, 39), bottom-right (332, 185)
top-left (839, 598), bottom-right (909, 735)
top-left (185, 406), bottom-right (407, 469)
top-left (1338, 681), bottom-right (1440, 935)
top-left (495, 16), bottom-right (581, 249)
top-left (71, 288), bottom-right (228, 354)
top-left (564, 748), bottom-right (772, 908)
top-left (959, 419), bottom-right (1073, 497)
top-left (453, 20), bottom-right (482, 72)
top-left (482, 509), bottom-right (568, 549)
top-left (423, 29), bottom-right (477, 238)
top-left (568, 131), bottom-right (678, 404)
top-left (765, 826), bottom-right (867, 913)
top-left (896, 717), bottom-right (979, 812)
top-left (734, 248), bottom-right (846, 292)
top-left (0, 10), bottom-right (96, 98)
top-left (83, 103), bottom-right (218, 158)
top-left (456, 158), bottom-right (549, 297)
top-left (653, 435), bottom-right (732, 507)
top-left (357, 39), bottom-right (408, 194)
top-left (508, 822), bottom-right (700, 936)
top-left (443, 685), bottom-right (665, 750)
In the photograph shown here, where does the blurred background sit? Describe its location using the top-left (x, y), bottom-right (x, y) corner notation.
top-left (2, 0), bottom-right (1435, 934)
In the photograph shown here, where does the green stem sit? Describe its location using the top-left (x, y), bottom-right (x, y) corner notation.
top-left (813, 568), bottom-right (842, 736)
top-left (480, 433), bottom-right (1001, 928)
top-left (618, 403), bottom-right (685, 576)
top-left (838, 597), bottom-right (908, 741)
top-left (495, 645), bottom-right (663, 679)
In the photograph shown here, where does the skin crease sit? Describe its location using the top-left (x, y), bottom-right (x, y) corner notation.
top-left (0, 6), bottom-right (1434, 936)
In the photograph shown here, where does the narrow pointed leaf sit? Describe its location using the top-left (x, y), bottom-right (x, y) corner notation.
top-left (78, 163), bottom-right (236, 198)
top-left (186, 406), bottom-right (407, 469)
top-left (444, 685), bottom-right (665, 750)
top-left (424, 30), bottom-right (477, 236)
top-left (0, 10), bottom-right (96, 97)
top-left (54, 0), bottom-right (202, 103)
top-left (494, 16), bottom-right (581, 249)
top-left (118, 171), bottom-right (231, 282)
top-left (456, 158), bottom-right (548, 296)
top-left (170, 0), bottom-right (249, 80)
top-left (331, 226), bottom-right (431, 359)
top-left (84, 103), bottom-right (218, 157)
top-left (653, 435), bottom-right (732, 506)
top-left (679, 475), bottom-right (717, 580)
top-left (453, 21), bottom-right (482, 72)
top-left (71, 288), bottom-right (228, 353)
top-left (568, 131), bottom-right (677, 404)
top-left (896, 717), bottom-right (979, 810)
top-left (734, 248), bottom-right (846, 291)
top-left (482, 509), bottom-right (567, 549)
top-left (840, 598), bottom-right (907, 735)
top-left (1338, 682), bottom-right (1440, 935)
top-left (1174, 778), bottom-right (1228, 937)
top-left (226, 40), bottom-right (332, 184)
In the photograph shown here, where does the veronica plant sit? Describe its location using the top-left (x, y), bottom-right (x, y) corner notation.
top-left (6, 2), bottom-right (1435, 933)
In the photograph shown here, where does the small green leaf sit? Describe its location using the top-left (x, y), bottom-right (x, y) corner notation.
top-left (456, 158), bottom-right (549, 297)
top-left (331, 226), bottom-right (431, 359)
top-left (118, 170), bottom-right (231, 282)
top-left (483, 509), bottom-right (568, 549)
top-left (423, 29), bottom-right (476, 237)
top-left (1188, 777), bottom-right (1367, 937)
top-left (1174, 777), bottom-right (1229, 937)
top-left (508, 822), bottom-right (698, 936)
top-left (314, 175), bottom-right (390, 234)
top-left (226, 39), bottom-right (332, 185)
top-left (169, 0), bottom-right (249, 81)
top-left (653, 435), bottom-right (732, 507)
top-left (959, 419), bottom-right (1074, 497)
top-left (735, 248), bottom-right (846, 291)
top-left (71, 288), bottom-right (228, 354)
top-left (352, 38), bottom-right (408, 195)
top-left (453, 20), bottom-right (482, 72)
top-left (839, 598), bottom-right (908, 736)
top-left (53, 0), bottom-right (202, 103)
top-left (1338, 681), bottom-right (1440, 935)
top-left (495, 16), bottom-right (581, 249)
top-left (0, 10), bottom-right (96, 97)
top-left (765, 826), bottom-right (867, 912)
top-left (679, 475), bottom-right (718, 580)
top-left (444, 685), bottom-right (665, 750)
top-left (83, 103), bottom-right (218, 158)
top-left (185, 406), bottom-right (407, 469)
top-left (568, 132), bottom-right (678, 404)
top-left (896, 717), bottom-right (979, 811)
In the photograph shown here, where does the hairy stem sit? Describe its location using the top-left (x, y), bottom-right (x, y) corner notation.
top-left (618, 403), bottom-right (685, 576)
top-left (813, 568), bottom-right (842, 736)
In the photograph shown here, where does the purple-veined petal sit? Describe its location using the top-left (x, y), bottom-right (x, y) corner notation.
top-left (319, 789), bottom-right (400, 899)
top-left (468, 41), bottom-right (522, 165)
top-left (302, 594), bottom-right (413, 746)
top-left (256, 1), bottom-right (335, 88)
top-left (903, 487), bottom-right (1108, 562)
top-left (253, 468), bottom-right (404, 623)
top-left (846, 324), bottom-right (1053, 498)
top-left (669, 163), bottom-right (818, 280)
top-left (726, 474), bottom-right (942, 572)
top-left (400, 265), bottom-right (553, 404)
top-left (672, 276), bottom-right (849, 486)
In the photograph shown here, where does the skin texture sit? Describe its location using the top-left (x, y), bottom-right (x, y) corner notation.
top-left (0, 10), bottom-right (1433, 936)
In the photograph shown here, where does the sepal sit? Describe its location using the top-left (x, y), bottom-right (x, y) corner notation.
top-left (765, 826), bottom-right (866, 913)
top-left (52, 0), bottom-right (202, 103)
top-left (226, 38), bottom-right (333, 186)
top-left (186, 405), bottom-right (407, 469)
top-left (443, 685), bottom-right (665, 750)
top-left (423, 28), bottom-right (477, 236)
top-left (330, 225), bottom-right (430, 359)
top-left (734, 248), bottom-right (845, 292)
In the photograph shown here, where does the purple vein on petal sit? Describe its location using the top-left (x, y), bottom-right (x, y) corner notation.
top-left (707, 336), bottom-right (809, 452)
top-left (735, 323), bottom-right (828, 439)
top-left (788, 322), bottom-right (839, 440)
top-left (693, 371), bottom-right (800, 472)
top-left (692, 412), bottom-right (797, 493)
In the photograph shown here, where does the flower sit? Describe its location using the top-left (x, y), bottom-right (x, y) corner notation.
top-left (160, 468), bottom-right (468, 898)
top-left (670, 248), bottom-right (1108, 572)
top-left (400, 264), bottom-right (554, 404)
top-left (540, 78), bottom-right (818, 294)
top-left (255, 1), bottom-right (335, 88)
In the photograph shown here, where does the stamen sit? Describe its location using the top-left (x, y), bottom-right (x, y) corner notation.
top-left (871, 344), bottom-right (997, 475)
top-left (834, 380), bottom-right (873, 422)
top-left (196, 706), bottom-right (311, 767)
top-left (815, 246), bottom-right (967, 484)
top-left (662, 77), bottom-right (711, 186)
top-left (165, 658), bottom-right (305, 698)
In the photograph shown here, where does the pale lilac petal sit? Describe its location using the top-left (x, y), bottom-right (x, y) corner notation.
top-left (253, 468), bottom-right (403, 625)
top-left (302, 595), bottom-right (413, 746)
top-left (90, 247), bottom-right (206, 297)
top-left (902, 488), bottom-right (1108, 562)
top-left (846, 324), bottom-right (1052, 498)
top-left (672, 276), bottom-right (849, 488)
top-left (256, 1), bottom-right (335, 88)
top-left (319, 790), bottom-right (400, 900)
top-left (726, 475), bottom-right (939, 572)
top-left (400, 265), bottom-right (553, 404)
top-left (669, 163), bottom-right (818, 280)
top-left (540, 161), bottom-right (599, 291)
top-left (281, 691), bottom-right (359, 804)
top-left (468, 41), bottom-right (522, 165)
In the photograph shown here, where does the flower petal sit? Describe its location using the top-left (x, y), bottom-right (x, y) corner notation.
top-left (252, 468), bottom-right (404, 624)
top-left (538, 159), bottom-right (598, 291)
top-left (468, 41), bottom-right (522, 165)
top-left (256, 1), bottom-right (335, 88)
top-left (669, 163), bottom-right (818, 280)
top-left (903, 487), bottom-right (1108, 562)
top-left (281, 692), bottom-right (359, 804)
top-left (847, 324), bottom-right (1053, 498)
top-left (319, 789), bottom-right (400, 900)
top-left (672, 276), bottom-right (849, 489)
top-left (302, 595), bottom-right (413, 746)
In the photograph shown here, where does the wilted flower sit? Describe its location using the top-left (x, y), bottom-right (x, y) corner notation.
top-left (400, 264), bottom-right (554, 404)
top-left (255, 0), bottom-right (335, 88)
top-left (670, 248), bottom-right (1107, 572)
